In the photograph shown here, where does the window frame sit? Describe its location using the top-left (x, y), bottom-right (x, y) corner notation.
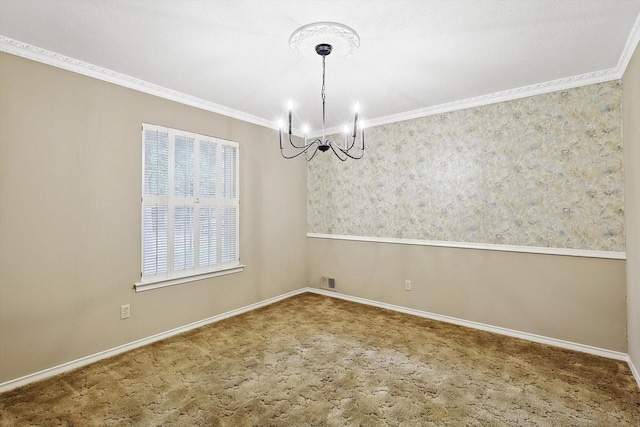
top-left (135, 123), bottom-right (243, 292)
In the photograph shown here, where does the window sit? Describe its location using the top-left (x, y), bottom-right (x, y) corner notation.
top-left (136, 124), bottom-right (241, 291)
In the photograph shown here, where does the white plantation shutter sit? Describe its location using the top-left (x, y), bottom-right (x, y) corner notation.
top-left (143, 206), bottom-right (168, 275)
top-left (143, 128), bottom-right (169, 278)
top-left (173, 205), bottom-right (195, 271)
top-left (199, 140), bottom-right (217, 198)
top-left (140, 124), bottom-right (240, 286)
top-left (221, 206), bottom-right (238, 263)
top-left (220, 144), bottom-right (239, 265)
top-left (222, 144), bottom-right (237, 199)
top-left (199, 206), bottom-right (217, 266)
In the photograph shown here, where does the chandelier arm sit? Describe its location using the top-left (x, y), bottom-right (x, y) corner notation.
top-left (280, 128), bottom-right (315, 150)
top-left (305, 144), bottom-right (321, 162)
top-left (331, 137), bottom-right (365, 159)
top-left (280, 140), bottom-right (320, 160)
top-left (342, 134), bottom-right (362, 152)
top-left (328, 142), bottom-right (349, 161)
top-left (287, 132), bottom-right (314, 150)
top-left (333, 144), bottom-right (365, 160)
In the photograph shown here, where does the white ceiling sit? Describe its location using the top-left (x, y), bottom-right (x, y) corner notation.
top-left (1, 0), bottom-right (640, 133)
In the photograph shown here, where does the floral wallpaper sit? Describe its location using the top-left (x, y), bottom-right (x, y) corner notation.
top-left (307, 81), bottom-right (624, 252)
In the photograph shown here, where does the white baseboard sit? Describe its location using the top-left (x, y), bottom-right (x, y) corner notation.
top-left (629, 358), bottom-right (640, 389)
top-left (0, 288), bottom-right (307, 394)
top-left (3, 286), bottom-right (638, 394)
top-left (305, 287), bottom-right (630, 362)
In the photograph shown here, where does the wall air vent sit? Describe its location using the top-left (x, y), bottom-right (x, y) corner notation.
top-left (320, 276), bottom-right (336, 291)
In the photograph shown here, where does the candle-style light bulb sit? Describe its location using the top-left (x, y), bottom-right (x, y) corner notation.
top-left (303, 124), bottom-right (309, 145)
top-left (352, 102), bottom-right (360, 138)
top-left (287, 100), bottom-right (293, 135)
top-left (343, 125), bottom-right (349, 149)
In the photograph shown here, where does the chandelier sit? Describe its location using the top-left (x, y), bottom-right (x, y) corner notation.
top-left (279, 23), bottom-right (365, 161)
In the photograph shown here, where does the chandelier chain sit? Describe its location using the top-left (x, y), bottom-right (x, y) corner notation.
top-left (321, 55), bottom-right (326, 133)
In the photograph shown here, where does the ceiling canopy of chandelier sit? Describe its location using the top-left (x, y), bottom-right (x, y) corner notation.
top-left (279, 22), bottom-right (364, 162)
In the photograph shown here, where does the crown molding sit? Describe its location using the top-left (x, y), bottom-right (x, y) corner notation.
top-left (3, 10), bottom-right (639, 136)
top-left (310, 66), bottom-right (621, 138)
top-left (617, 10), bottom-right (640, 76)
top-left (355, 68), bottom-right (620, 132)
top-left (0, 35), bottom-right (276, 131)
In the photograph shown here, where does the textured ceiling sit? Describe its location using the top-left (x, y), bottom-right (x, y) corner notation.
top-left (1, 0), bottom-right (640, 132)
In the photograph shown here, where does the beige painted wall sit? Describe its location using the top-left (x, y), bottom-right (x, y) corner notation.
top-left (0, 52), bottom-right (308, 384)
top-left (308, 238), bottom-right (626, 351)
top-left (624, 42), bottom-right (640, 372)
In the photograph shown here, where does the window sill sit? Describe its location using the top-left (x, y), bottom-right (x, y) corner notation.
top-left (134, 265), bottom-right (245, 292)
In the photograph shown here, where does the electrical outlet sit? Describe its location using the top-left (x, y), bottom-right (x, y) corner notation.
top-left (405, 280), bottom-right (412, 291)
top-left (120, 304), bottom-right (130, 319)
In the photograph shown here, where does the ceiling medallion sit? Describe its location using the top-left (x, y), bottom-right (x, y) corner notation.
top-left (289, 22), bottom-right (360, 58)
top-left (279, 23), bottom-right (364, 161)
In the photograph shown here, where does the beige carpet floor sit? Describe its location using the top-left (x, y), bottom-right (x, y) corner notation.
top-left (1, 293), bottom-right (639, 426)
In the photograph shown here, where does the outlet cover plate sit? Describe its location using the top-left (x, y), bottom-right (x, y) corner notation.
top-left (120, 304), bottom-right (130, 319)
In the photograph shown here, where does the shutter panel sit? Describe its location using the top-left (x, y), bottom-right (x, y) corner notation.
top-left (143, 206), bottom-right (168, 275)
top-left (173, 134), bottom-right (195, 272)
top-left (143, 127), bottom-right (169, 277)
top-left (221, 206), bottom-right (238, 263)
top-left (174, 135), bottom-right (195, 197)
top-left (144, 129), bottom-right (168, 197)
top-left (199, 206), bottom-right (217, 266)
top-left (221, 143), bottom-right (239, 265)
top-left (199, 140), bottom-right (217, 198)
top-left (222, 144), bottom-right (237, 199)
top-left (174, 205), bottom-right (195, 271)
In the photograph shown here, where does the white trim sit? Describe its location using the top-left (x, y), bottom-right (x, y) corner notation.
top-left (0, 36), bottom-right (277, 131)
top-left (311, 13), bottom-right (640, 137)
top-left (629, 358), bottom-right (640, 390)
top-left (617, 11), bottom-right (640, 77)
top-left (134, 265), bottom-right (245, 292)
top-left (359, 70), bottom-right (620, 131)
top-left (1, 287), bottom-right (636, 394)
top-left (318, 69), bottom-right (621, 136)
top-left (3, 20), bottom-right (639, 137)
top-left (305, 287), bottom-right (629, 362)
top-left (307, 233), bottom-right (626, 260)
top-left (0, 288), bottom-right (307, 394)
